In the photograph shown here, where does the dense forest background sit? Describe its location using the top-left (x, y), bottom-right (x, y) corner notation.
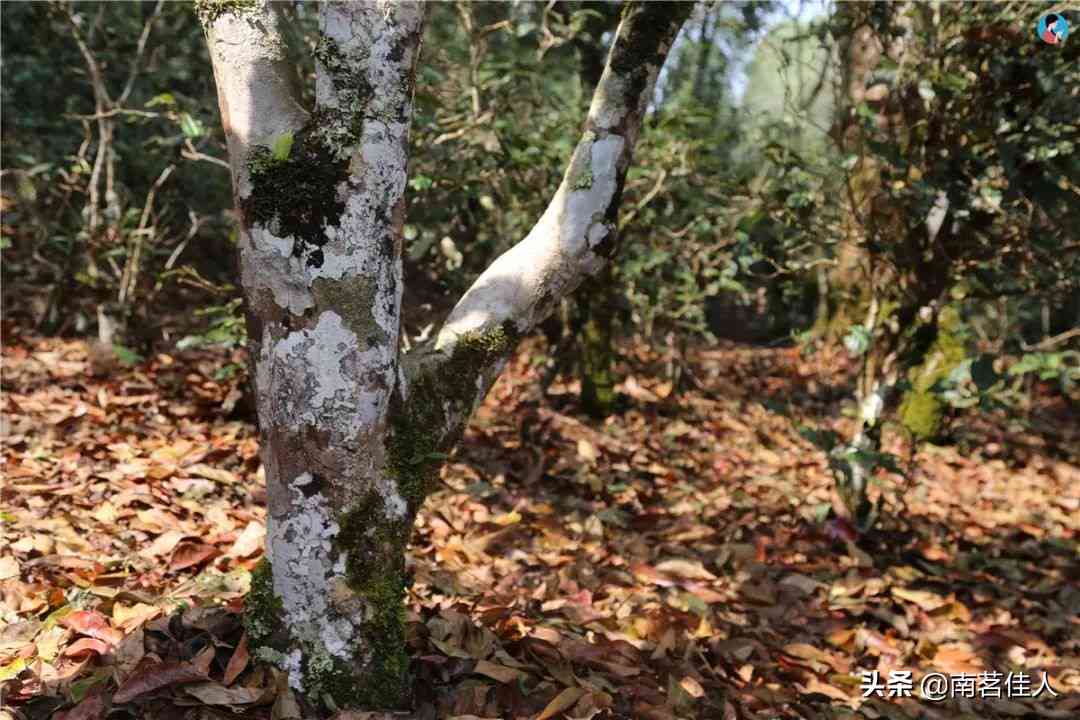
top-left (3, 1), bottom-right (1076, 434)
top-left (1, 2), bottom-right (1078, 719)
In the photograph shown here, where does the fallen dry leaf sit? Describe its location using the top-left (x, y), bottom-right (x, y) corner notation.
top-left (113, 661), bottom-right (209, 703)
top-left (537, 687), bottom-right (587, 720)
top-left (223, 633), bottom-right (250, 686)
top-left (60, 611), bottom-right (122, 646)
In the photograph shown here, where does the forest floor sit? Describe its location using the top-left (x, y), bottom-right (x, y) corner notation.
top-left (1, 327), bottom-right (1078, 720)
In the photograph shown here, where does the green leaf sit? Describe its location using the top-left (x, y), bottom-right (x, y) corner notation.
top-left (179, 113), bottom-right (205, 139)
top-left (70, 669), bottom-right (110, 702)
top-left (843, 324), bottom-right (871, 357)
top-left (970, 354), bottom-right (998, 391)
top-left (0, 657), bottom-right (26, 682)
top-left (145, 92), bottom-right (176, 108)
top-left (409, 174), bottom-right (434, 191)
top-left (112, 344), bottom-right (144, 366)
top-left (272, 132), bottom-right (294, 161)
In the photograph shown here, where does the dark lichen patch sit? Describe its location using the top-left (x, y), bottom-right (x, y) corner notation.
top-left (608, 3), bottom-right (692, 110)
top-left (194, 0), bottom-right (256, 25)
top-left (298, 473), bottom-right (325, 498)
top-left (243, 129), bottom-right (349, 261)
top-left (313, 36), bottom-right (375, 106)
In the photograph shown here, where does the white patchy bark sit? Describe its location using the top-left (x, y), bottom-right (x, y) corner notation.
top-left (201, 3), bottom-right (308, 190)
top-left (202, 0), bottom-right (423, 708)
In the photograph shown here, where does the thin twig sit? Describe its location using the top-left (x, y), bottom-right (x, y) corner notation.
top-left (1021, 327), bottom-right (1080, 352)
top-left (118, 0), bottom-right (165, 106)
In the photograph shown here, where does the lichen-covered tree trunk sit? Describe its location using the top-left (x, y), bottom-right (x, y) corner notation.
top-left (199, 1), bottom-right (689, 713)
top-left (571, 8), bottom-right (620, 419)
top-left (201, 1), bottom-right (424, 709)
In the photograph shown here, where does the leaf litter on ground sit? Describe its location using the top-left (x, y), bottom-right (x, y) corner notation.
top-left (1, 329), bottom-right (1078, 719)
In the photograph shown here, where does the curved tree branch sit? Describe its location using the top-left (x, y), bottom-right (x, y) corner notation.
top-left (401, 1), bottom-right (690, 446)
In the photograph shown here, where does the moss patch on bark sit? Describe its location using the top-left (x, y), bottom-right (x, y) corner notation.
top-left (194, 0), bottom-right (257, 25)
top-left (388, 323), bottom-right (517, 513)
top-left (899, 307), bottom-right (965, 440)
top-left (336, 492), bottom-right (411, 709)
top-left (243, 132), bottom-right (349, 268)
top-left (243, 557), bottom-right (285, 649)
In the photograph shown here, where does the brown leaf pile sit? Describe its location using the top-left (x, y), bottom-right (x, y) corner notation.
top-left (2, 329), bottom-right (1078, 720)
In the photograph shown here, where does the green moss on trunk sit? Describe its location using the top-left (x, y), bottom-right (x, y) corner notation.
top-left (194, 0), bottom-right (257, 25)
top-left (244, 558), bottom-right (285, 648)
top-left (388, 323), bottom-right (517, 513)
top-left (579, 266), bottom-right (618, 418)
top-left (899, 307), bottom-right (965, 440)
top-left (334, 492), bottom-right (411, 709)
top-left (243, 131), bottom-right (349, 268)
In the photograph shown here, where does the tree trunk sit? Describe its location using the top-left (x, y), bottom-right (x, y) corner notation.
top-left (580, 263), bottom-right (618, 418)
top-left (825, 4), bottom-right (963, 528)
top-left (199, 1), bottom-right (689, 712)
top-left (571, 3), bottom-right (621, 418)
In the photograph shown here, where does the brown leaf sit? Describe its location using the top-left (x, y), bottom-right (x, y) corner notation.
top-left (61, 610), bottom-right (122, 646)
top-left (139, 530), bottom-right (187, 559)
top-left (0, 555), bottom-right (20, 580)
top-left (224, 633), bottom-right (250, 686)
top-left (273, 687), bottom-right (303, 720)
top-left (576, 439), bottom-right (599, 463)
top-left (114, 626), bottom-right (145, 683)
top-left (630, 563), bottom-right (677, 587)
top-left (738, 582), bottom-right (777, 605)
top-left (474, 659), bottom-right (525, 684)
top-left (655, 558), bottom-right (716, 581)
top-left (63, 637), bottom-right (111, 658)
top-left (187, 464), bottom-right (238, 484)
top-left (891, 587), bottom-right (948, 611)
top-left (227, 521), bottom-right (265, 558)
top-left (54, 691), bottom-right (106, 720)
top-left (169, 542), bottom-right (218, 571)
top-left (800, 675), bottom-right (851, 702)
top-left (112, 602), bottom-right (161, 632)
top-left (193, 644), bottom-right (216, 675)
top-left (183, 681), bottom-right (264, 705)
top-left (538, 687), bottom-right (586, 720)
top-left (113, 661), bottom-right (208, 703)
top-left (679, 676), bottom-right (705, 699)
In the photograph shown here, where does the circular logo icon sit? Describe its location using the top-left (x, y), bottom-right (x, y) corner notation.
top-left (1037, 13), bottom-right (1069, 44)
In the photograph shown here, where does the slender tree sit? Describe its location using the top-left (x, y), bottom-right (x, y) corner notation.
top-left (197, 0), bottom-right (689, 712)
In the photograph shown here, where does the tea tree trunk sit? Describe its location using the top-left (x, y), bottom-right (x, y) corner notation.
top-left (199, 1), bottom-right (689, 712)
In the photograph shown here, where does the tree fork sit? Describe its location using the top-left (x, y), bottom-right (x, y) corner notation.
top-left (200, 1), bottom-right (688, 712)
